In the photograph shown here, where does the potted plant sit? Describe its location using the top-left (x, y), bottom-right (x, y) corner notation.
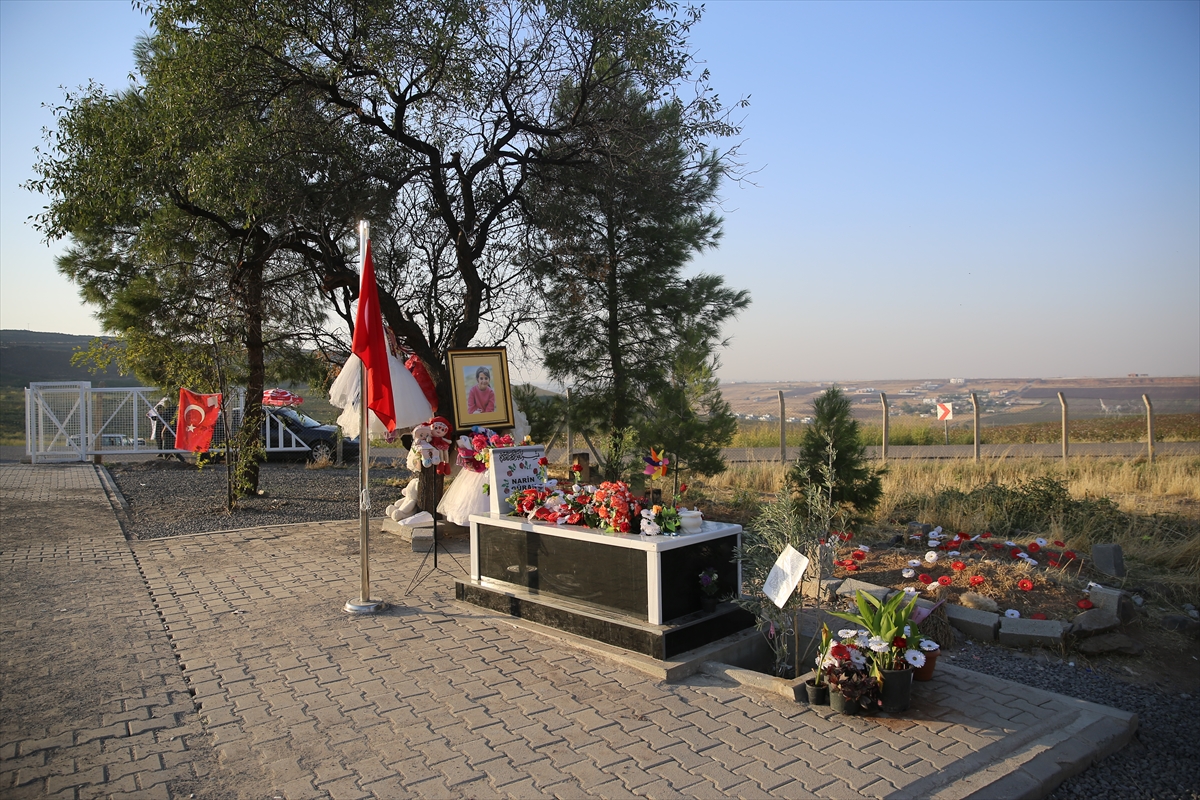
top-left (804, 624), bottom-right (833, 705)
top-left (829, 589), bottom-right (926, 713)
top-left (827, 667), bottom-right (878, 715)
top-left (699, 568), bottom-right (720, 612)
top-left (913, 638), bottom-right (940, 681)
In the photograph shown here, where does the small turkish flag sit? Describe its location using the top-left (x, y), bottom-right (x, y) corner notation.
top-left (175, 388), bottom-right (222, 452)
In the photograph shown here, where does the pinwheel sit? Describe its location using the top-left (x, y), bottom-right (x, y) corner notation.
top-left (643, 448), bottom-right (669, 479)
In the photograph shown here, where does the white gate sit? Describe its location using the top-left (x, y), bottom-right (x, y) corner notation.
top-left (27, 382), bottom-right (89, 463)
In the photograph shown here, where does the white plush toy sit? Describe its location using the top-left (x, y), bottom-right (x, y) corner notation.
top-left (387, 476), bottom-right (421, 521)
top-left (410, 423), bottom-right (441, 469)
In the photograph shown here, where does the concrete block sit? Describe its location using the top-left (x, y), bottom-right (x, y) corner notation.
top-left (1069, 608), bottom-right (1120, 637)
top-left (1091, 543), bottom-right (1126, 578)
top-left (1089, 585), bottom-right (1135, 623)
top-left (835, 578), bottom-right (891, 604)
top-left (945, 604), bottom-right (1000, 642)
top-left (998, 617), bottom-right (1068, 649)
top-left (800, 577), bottom-right (842, 602)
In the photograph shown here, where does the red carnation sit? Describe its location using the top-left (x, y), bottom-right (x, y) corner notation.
top-left (1077, 599), bottom-right (1094, 609)
top-left (1018, 579), bottom-right (1033, 591)
top-left (937, 576), bottom-right (952, 586)
top-left (919, 574), bottom-right (933, 585)
top-left (852, 550), bottom-right (866, 561)
top-left (1028, 542), bottom-right (1041, 553)
top-left (969, 575), bottom-right (985, 586)
top-left (952, 561), bottom-right (966, 571)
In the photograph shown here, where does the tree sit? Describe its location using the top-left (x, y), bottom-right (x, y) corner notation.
top-left (524, 76), bottom-right (748, 477)
top-left (142, 0), bottom-right (743, 424)
top-left (789, 387), bottom-right (885, 523)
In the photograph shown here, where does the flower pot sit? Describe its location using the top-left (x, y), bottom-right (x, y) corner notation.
top-left (913, 649), bottom-right (939, 682)
top-left (879, 667), bottom-right (914, 714)
top-left (804, 680), bottom-right (829, 706)
top-left (829, 691), bottom-right (857, 715)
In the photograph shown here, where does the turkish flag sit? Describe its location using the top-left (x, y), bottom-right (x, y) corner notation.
top-left (352, 239), bottom-right (396, 431)
top-left (175, 388), bottom-right (222, 452)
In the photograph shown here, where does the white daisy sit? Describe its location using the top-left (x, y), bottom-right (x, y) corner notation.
top-left (925, 551), bottom-right (939, 563)
top-left (905, 650), bottom-right (926, 668)
top-left (858, 545), bottom-right (871, 552)
top-left (1005, 609), bottom-right (1020, 618)
top-left (1005, 540), bottom-right (1017, 547)
top-left (1035, 537), bottom-right (1048, 547)
top-left (933, 526), bottom-right (943, 534)
top-left (1025, 558), bottom-right (1038, 566)
top-left (919, 639), bottom-right (940, 651)
top-left (908, 559), bottom-right (922, 567)
top-left (849, 650), bottom-right (867, 668)
top-left (948, 550), bottom-right (960, 556)
top-left (838, 628), bottom-right (858, 639)
top-left (903, 586), bottom-right (920, 596)
top-left (901, 568), bottom-right (916, 578)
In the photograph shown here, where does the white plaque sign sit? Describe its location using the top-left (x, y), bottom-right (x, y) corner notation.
top-left (763, 545), bottom-right (809, 609)
top-left (487, 445), bottom-right (547, 514)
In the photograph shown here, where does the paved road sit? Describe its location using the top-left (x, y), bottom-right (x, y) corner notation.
top-left (719, 442), bottom-right (1200, 463)
top-left (2, 463), bottom-right (1137, 799)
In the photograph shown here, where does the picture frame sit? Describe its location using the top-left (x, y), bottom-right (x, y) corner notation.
top-left (446, 347), bottom-right (514, 430)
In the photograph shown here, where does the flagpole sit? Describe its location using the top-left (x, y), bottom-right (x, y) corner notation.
top-left (345, 219), bottom-right (386, 614)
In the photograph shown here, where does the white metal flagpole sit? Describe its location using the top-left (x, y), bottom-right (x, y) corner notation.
top-left (345, 219), bottom-right (386, 614)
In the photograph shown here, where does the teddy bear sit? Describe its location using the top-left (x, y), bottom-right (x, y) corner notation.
top-left (407, 423), bottom-right (441, 470)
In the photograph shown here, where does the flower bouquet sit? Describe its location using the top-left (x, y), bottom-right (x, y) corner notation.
top-left (456, 427), bottom-right (515, 473)
top-left (829, 590), bottom-right (925, 713)
top-left (506, 480), bottom-right (642, 534)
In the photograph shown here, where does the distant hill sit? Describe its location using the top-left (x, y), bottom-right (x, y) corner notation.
top-left (0, 330), bottom-right (144, 388)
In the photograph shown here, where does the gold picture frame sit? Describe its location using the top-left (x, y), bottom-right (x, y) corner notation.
top-left (447, 347), bottom-right (514, 430)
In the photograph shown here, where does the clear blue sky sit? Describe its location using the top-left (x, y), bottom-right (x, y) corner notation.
top-left (3, 0), bottom-right (1197, 382)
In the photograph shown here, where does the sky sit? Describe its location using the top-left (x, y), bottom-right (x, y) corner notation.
top-left (2, 0), bottom-right (1197, 383)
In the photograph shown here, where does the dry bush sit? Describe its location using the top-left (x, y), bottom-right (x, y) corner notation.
top-left (305, 453), bottom-right (333, 470)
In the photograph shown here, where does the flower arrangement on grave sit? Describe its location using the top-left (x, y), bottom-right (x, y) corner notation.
top-left (506, 480), bottom-right (642, 534)
top-left (829, 590), bottom-right (926, 676)
top-left (821, 629), bottom-right (878, 707)
top-left (699, 568), bottom-right (720, 598)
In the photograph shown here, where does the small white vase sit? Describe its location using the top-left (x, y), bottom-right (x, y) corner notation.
top-left (679, 509), bottom-right (703, 534)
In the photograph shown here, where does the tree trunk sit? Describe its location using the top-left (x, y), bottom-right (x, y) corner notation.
top-left (238, 259), bottom-right (265, 496)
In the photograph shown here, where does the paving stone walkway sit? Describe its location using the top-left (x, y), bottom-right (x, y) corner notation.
top-left (1, 464), bottom-right (1136, 799)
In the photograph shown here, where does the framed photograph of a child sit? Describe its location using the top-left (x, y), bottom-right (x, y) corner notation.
top-left (447, 348), bottom-right (514, 430)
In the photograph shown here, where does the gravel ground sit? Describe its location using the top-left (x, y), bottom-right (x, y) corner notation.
top-left (105, 458), bottom-right (1200, 799)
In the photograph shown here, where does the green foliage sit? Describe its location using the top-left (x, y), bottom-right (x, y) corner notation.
top-left (789, 387), bottom-right (884, 523)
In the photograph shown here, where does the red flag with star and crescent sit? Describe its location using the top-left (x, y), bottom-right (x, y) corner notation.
top-left (175, 388), bottom-right (222, 452)
top-left (351, 239), bottom-right (396, 431)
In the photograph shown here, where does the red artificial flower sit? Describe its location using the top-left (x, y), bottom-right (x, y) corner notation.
top-left (1053, 540), bottom-right (1065, 548)
top-left (892, 636), bottom-right (907, 649)
top-left (830, 643), bottom-right (851, 661)
top-left (919, 574), bottom-right (933, 585)
top-left (1028, 542), bottom-right (1041, 553)
top-left (1010, 549), bottom-right (1023, 559)
top-left (566, 512), bottom-right (582, 525)
top-left (951, 561), bottom-right (966, 571)
top-left (1018, 579), bottom-right (1034, 591)
top-left (1063, 550), bottom-right (1077, 560)
top-left (679, 483), bottom-right (688, 494)
top-left (845, 563), bottom-right (859, 571)
top-left (969, 575), bottom-right (985, 586)
top-left (1077, 599), bottom-right (1094, 610)
top-left (852, 550), bottom-right (866, 561)
top-left (1048, 559), bottom-right (1061, 568)
top-left (571, 463), bottom-right (582, 473)
top-left (1031, 612), bottom-right (1047, 620)
top-left (973, 543), bottom-right (984, 551)
top-left (981, 532), bottom-right (993, 539)
top-left (937, 576), bottom-right (952, 586)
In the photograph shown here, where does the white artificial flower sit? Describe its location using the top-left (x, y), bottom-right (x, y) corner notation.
top-left (928, 531), bottom-right (941, 539)
top-left (919, 639), bottom-right (940, 651)
top-left (925, 551), bottom-right (939, 563)
top-left (908, 559), bottom-right (922, 567)
top-left (1035, 537), bottom-right (1048, 547)
top-left (927, 541), bottom-right (938, 549)
top-left (970, 534), bottom-right (980, 541)
top-left (933, 526), bottom-right (943, 534)
top-left (868, 636), bottom-right (890, 653)
top-left (903, 624), bottom-right (912, 636)
top-left (903, 586), bottom-right (920, 596)
top-left (849, 650), bottom-right (867, 668)
top-left (858, 545), bottom-right (871, 552)
top-left (1005, 609), bottom-right (1020, 618)
top-left (1005, 540), bottom-right (1016, 547)
top-left (855, 634), bottom-right (870, 649)
top-left (901, 568), bottom-right (916, 578)
top-left (948, 551), bottom-right (960, 557)
top-left (1016, 552), bottom-right (1031, 560)
top-left (838, 629), bottom-right (858, 639)
top-left (905, 650), bottom-right (926, 668)
top-left (1025, 559), bottom-right (1038, 566)
top-left (926, 583), bottom-right (940, 594)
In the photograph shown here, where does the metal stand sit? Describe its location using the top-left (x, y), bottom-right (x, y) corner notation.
top-left (405, 513), bottom-right (466, 594)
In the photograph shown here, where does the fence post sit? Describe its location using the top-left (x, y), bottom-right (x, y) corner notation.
top-left (879, 392), bottom-right (889, 463)
top-left (1058, 392), bottom-right (1068, 464)
top-left (778, 390), bottom-right (786, 464)
top-left (1143, 394), bottom-right (1155, 464)
top-left (970, 392), bottom-right (980, 463)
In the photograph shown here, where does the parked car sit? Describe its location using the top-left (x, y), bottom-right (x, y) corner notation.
top-left (263, 406), bottom-right (358, 463)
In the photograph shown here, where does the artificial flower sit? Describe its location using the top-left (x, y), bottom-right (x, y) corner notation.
top-left (830, 643), bottom-right (851, 661)
top-left (925, 551), bottom-right (939, 563)
top-left (845, 564), bottom-right (859, 571)
top-left (858, 544), bottom-right (870, 552)
top-left (849, 649), bottom-right (868, 668)
top-left (969, 575), bottom-right (985, 586)
top-left (1005, 540), bottom-right (1017, 547)
top-left (1077, 599), bottom-right (1094, 610)
top-left (1048, 558), bottom-right (1061, 567)
top-left (892, 636), bottom-right (907, 649)
top-left (919, 574), bottom-right (933, 585)
top-left (919, 639), bottom-right (940, 651)
top-left (1005, 609), bottom-right (1020, 618)
top-left (973, 543), bottom-right (984, 551)
top-left (868, 636), bottom-right (890, 653)
top-left (908, 559), bottom-right (922, 567)
top-left (948, 550), bottom-right (961, 556)
top-left (1063, 550), bottom-right (1077, 560)
top-left (981, 532), bottom-right (993, 538)
top-left (905, 650), bottom-right (926, 668)
top-left (837, 629), bottom-right (858, 639)
top-left (937, 576), bottom-right (952, 586)
top-left (1028, 542), bottom-right (1041, 553)
top-left (1035, 537), bottom-right (1048, 547)
top-left (1011, 549), bottom-right (1023, 559)
top-left (951, 561), bottom-right (966, 571)
top-left (903, 586), bottom-right (920, 596)
top-left (901, 568), bottom-right (916, 578)
top-left (1018, 579), bottom-right (1034, 591)
top-left (1025, 558), bottom-right (1038, 566)
top-left (1053, 540), bottom-right (1065, 547)
top-left (852, 550), bottom-right (866, 561)
top-left (1031, 613), bottom-right (1047, 620)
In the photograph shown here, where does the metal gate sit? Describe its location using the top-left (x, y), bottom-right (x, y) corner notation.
top-left (25, 383), bottom-right (312, 462)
